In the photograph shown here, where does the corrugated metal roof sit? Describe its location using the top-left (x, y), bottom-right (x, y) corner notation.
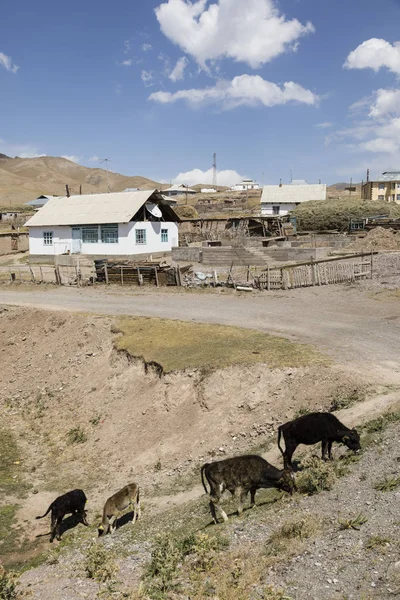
top-left (261, 184), bottom-right (326, 204)
top-left (375, 171), bottom-right (400, 182)
top-left (25, 190), bottom-right (161, 227)
top-left (163, 184), bottom-right (197, 193)
top-left (25, 195), bottom-right (57, 207)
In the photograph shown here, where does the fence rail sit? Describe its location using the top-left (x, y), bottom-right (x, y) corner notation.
top-left (0, 264), bottom-right (94, 285)
top-left (256, 252), bottom-right (374, 290)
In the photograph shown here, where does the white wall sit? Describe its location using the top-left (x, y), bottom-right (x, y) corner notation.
top-left (29, 222), bottom-right (179, 256)
top-left (260, 203), bottom-right (297, 216)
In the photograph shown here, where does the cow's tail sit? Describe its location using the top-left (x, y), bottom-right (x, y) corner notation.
top-left (36, 503), bottom-right (52, 520)
top-left (277, 426), bottom-right (285, 456)
top-left (200, 464), bottom-right (209, 495)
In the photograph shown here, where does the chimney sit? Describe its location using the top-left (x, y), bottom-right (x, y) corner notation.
top-left (79, 185), bottom-right (82, 195)
top-left (279, 178), bottom-right (282, 187)
top-left (65, 184), bottom-right (70, 197)
top-left (366, 169), bottom-right (370, 183)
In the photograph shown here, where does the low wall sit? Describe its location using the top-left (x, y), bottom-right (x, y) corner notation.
top-left (172, 245), bottom-right (329, 265)
top-left (0, 232), bottom-right (29, 255)
top-left (30, 251), bottom-right (172, 265)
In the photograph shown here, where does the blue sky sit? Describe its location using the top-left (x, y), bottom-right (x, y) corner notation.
top-left (1, 0), bottom-right (400, 185)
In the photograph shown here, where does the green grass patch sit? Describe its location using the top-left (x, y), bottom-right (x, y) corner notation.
top-left (374, 476), bottom-right (400, 492)
top-left (114, 316), bottom-right (328, 372)
top-left (0, 428), bottom-right (29, 497)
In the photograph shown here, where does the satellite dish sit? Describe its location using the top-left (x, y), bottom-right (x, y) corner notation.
top-left (146, 202), bottom-right (162, 218)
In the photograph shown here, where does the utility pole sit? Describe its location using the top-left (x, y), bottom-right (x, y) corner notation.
top-left (100, 158), bottom-right (111, 193)
top-left (212, 153), bottom-right (217, 187)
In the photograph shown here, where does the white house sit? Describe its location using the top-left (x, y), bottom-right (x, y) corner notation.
top-left (162, 184), bottom-right (197, 197)
top-left (25, 194), bottom-right (58, 210)
top-left (25, 189), bottom-right (179, 257)
top-left (260, 183), bottom-right (326, 216)
top-left (200, 188), bottom-right (217, 193)
top-left (231, 179), bottom-right (260, 191)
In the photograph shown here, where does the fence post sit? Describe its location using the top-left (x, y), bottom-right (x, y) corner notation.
top-left (370, 250), bottom-right (373, 279)
top-left (121, 266), bottom-right (124, 285)
top-left (310, 257), bottom-right (316, 286)
top-left (104, 263), bottom-right (109, 285)
top-left (267, 265), bottom-right (270, 291)
top-left (154, 266), bottom-right (159, 287)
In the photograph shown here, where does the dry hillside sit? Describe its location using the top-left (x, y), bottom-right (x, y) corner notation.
top-left (0, 155), bottom-right (162, 207)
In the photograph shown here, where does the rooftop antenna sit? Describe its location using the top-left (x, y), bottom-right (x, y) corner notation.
top-left (212, 152), bottom-right (217, 187)
top-left (290, 169), bottom-right (293, 184)
top-left (100, 158), bottom-right (111, 192)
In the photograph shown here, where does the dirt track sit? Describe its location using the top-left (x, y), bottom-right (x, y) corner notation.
top-left (0, 284), bottom-right (399, 375)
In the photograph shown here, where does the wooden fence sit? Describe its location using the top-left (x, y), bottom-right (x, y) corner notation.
top-left (256, 252), bottom-right (374, 291)
top-left (0, 263), bottom-right (95, 285)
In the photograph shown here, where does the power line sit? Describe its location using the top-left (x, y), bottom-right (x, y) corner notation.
top-left (100, 158), bottom-right (111, 193)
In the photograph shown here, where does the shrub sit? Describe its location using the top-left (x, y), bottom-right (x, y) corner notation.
top-left (338, 513), bottom-right (368, 531)
top-left (145, 534), bottom-right (183, 596)
top-left (184, 531), bottom-right (229, 572)
top-left (263, 584), bottom-right (292, 600)
top-left (366, 535), bottom-right (390, 550)
top-left (84, 543), bottom-right (118, 582)
top-left (0, 567), bottom-right (19, 600)
top-left (293, 407), bottom-right (311, 419)
top-left (66, 426), bottom-right (88, 444)
top-left (266, 516), bottom-right (320, 558)
top-left (374, 476), bottom-right (400, 492)
top-left (296, 457), bottom-right (336, 495)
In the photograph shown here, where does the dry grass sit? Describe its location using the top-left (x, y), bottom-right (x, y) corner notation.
top-left (291, 198), bottom-right (400, 232)
top-left (114, 316), bottom-right (328, 372)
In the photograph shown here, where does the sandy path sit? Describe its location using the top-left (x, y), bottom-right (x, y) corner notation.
top-left (0, 285), bottom-right (399, 371)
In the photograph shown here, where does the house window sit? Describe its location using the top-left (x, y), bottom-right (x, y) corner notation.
top-left (82, 226), bottom-right (98, 243)
top-left (378, 195), bottom-right (384, 200)
top-left (135, 229), bottom-right (146, 245)
top-left (161, 228), bottom-right (168, 243)
top-left (392, 195), bottom-right (396, 202)
top-left (43, 231), bottom-right (53, 245)
top-left (392, 183), bottom-right (396, 189)
top-left (272, 205), bottom-right (280, 215)
top-left (397, 183), bottom-right (400, 188)
top-left (101, 224), bottom-right (118, 243)
top-left (378, 183), bottom-right (385, 190)
top-left (397, 195), bottom-right (400, 202)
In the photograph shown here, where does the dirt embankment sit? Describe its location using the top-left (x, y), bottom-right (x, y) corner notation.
top-left (0, 307), bottom-right (378, 555)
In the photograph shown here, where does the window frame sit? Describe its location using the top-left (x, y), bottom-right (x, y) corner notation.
top-left (43, 231), bottom-right (53, 246)
top-left (272, 205), bottom-right (280, 215)
top-left (100, 224), bottom-right (118, 244)
top-left (82, 225), bottom-right (99, 244)
top-left (378, 183), bottom-right (385, 190)
top-left (161, 228), bottom-right (168, 243)
top-left (135, 228), bottom-right (147, 245)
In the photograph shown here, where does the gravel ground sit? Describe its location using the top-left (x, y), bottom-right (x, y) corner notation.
top-left (19, 421), bottom-right (400, 600)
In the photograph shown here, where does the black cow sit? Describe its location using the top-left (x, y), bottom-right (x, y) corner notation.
top-left (201, 454), bottom-right (295, 523)
top-left (36, 489), bottom-right (89, 542)
top-left (278, 412), bottom-right (361, 468)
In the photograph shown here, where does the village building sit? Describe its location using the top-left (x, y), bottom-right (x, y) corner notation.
top-left (25, 190), bottom-right (179, 256)
top-left (231, 179), bottom-right (260, 191)
top-left (25, 194), bottom-right (58, 210)
top-left (162, 184), bottom-right (197, 197)
top-left (260, 182), bottom-right (326, 216)
top-left (362, 171), bottom-right (400, 202)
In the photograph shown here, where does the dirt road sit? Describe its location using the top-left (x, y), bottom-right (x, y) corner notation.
top-left (0, 284), bottom-right (399, 373)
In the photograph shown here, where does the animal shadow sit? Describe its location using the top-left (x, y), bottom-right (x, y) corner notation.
top-left (35, 513), bottom-right (86, 540)
top-left (113, 510), bottom-right (136, 531)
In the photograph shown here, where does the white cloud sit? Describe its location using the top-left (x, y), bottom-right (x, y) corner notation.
top-left (115, 83), bottom-right (123, 95)
top-left (0, 52), bottom-right (19, 73)
top-left (149, 74), bottom-right (319, 109)
top-left (0, 138), bottom-right (45, 158)
top-left (141, 70), bottom-right (154, 86)
top-left (315, 122), bottom-right (332, 128)
top-left (155, 0), bottom-right (314, 69)
top-left (121, 58), bottom-right (133, 67)
top-left (369, 88), bottom-right (400, 119)
top-left (359, 137), bottom-right (399, 154)
top-left (141, 43), bottom-right (152, 52)
top-left (173, 167), bottom-right (244, 186)
top-left (344, 38), bottom-right (400, 75)
top-left (89, 155), bottom-right (100, 163)
top-left (61, 155), bottom-right (81, 163)
top-left (169, 56), bottom-right (188, 82)
top-left (124, 40), bottom-right (131, 54)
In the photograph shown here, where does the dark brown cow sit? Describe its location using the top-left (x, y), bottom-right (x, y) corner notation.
top-left (278, 412), bottom-right (361, 468)
top-left (36, 489), bottom-right (89, 542)
top-left (201, 454), bottom-right (295, 523)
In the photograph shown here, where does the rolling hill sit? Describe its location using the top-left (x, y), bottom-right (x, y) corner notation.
top-left (0, 155), bottom-right (163, 207)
